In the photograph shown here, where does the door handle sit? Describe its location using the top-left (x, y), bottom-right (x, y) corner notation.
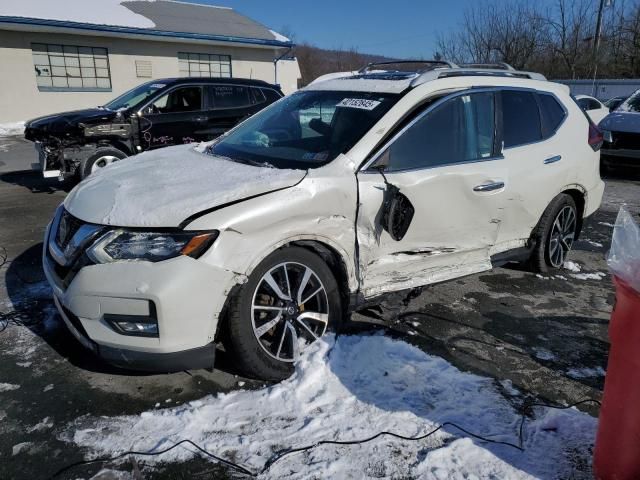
top-left (544, 155), bottom-right (562, 164)
top-left (473, 181), bottom-right (505, 192)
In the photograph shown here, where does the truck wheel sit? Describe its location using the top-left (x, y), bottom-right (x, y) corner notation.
top-left (80, 147), bottom-right (127, 179)
top-left (224, 247), bottom-right (342, 381)
top-left (529, 194), bottom-right (579, 273)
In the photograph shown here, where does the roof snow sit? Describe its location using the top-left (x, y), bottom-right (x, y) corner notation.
top-left (0, 0), bottom-right (291, 44)
top-left (0, 0), bottom-right (156, 28)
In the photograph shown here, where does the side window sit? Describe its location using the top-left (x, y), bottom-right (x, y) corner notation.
top-left (251, 87), bottom-right (266, 104)
top-left (589, 99), bottom-right (602, 110)
top-left (576, 98), bottom-right (589, 110)
top-left (383, 92), bottom-right (495, 172)
top-left (262, 88), bottom-right (282, 103)
top-left (538, 93), bottom-right (566, 138)
top-left (150, 86), bottom-right (202, 114)
top-left (211, 85), bottom-right (251, 109)
top-left (501, 90), bottom-right (542, 148)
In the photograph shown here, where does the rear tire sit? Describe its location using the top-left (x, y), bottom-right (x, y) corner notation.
top-left (224, 247), bottom-right (342, 381)
top-left (529, 194), bottom-right (579, 273)
top-left (80, 146), bottom-right (127, 179)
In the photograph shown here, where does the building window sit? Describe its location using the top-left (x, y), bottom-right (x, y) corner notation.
top-left (135, 60), bottom-right (153, 78)
top-left (31, 43), bottom-right (112, 91)
top-left (178, 52), bottom-right (231, 78)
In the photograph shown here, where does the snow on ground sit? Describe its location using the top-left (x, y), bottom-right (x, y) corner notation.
top-left (563, 261), bottom-right (581, 273)
top-left (0, 122), bottom-right (25, 136)
top-left (64, 334), bottom-right (597, 479)
top-left (0, 1), bottom-right (155, 28)
top-left (0, 382), bottom-right (21, 392)
top-left (566, 367), bottom-right (606, 379)
top-left (571, 272), bottom-right (607, 281)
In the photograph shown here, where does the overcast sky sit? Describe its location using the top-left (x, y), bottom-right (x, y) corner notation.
top-left (192, 0), bottom-right (487, 58)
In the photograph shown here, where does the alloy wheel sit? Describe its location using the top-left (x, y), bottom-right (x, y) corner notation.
top-left (90, 155), bottom-right (119, 173)
top-left (548, 205), bottom-right (577, 267)
top-left (251, 262), bottom-right (329, 362)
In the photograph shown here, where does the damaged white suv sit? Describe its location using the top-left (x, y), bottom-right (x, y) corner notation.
top-left (44, 61), bottom-right (605, 380)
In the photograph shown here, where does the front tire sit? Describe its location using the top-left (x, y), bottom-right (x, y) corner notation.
top-left (80, 146), bottom-right (127, 179)
top-left (224, 247), bottom-right (342, 381)
top-left (529, 194), bottom-right (579, 273)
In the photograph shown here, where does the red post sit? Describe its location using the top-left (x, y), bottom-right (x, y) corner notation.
top-left (593, 277), bottom-right (640, 479)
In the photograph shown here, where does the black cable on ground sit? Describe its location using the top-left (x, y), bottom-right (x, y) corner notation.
top-left (50, 398), bottom-right (602, 479)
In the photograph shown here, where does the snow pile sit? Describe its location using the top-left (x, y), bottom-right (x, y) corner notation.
top-left (0, 1), bottom-right (155, 28)
top-left (0, 383), bottom-right (20, 392)
top-left (563, 261), bottom-right (581, 273)
top-left (64, 145), bottom-right (306, 227)
top-left (0, 122), bottom-right (25, 136)
top-left (65, 334), bottom-right (597, 479)
top-left (567, 367), bottom-right (606, 379)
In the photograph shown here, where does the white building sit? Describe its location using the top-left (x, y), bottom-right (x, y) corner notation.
top-left (0, 0), bottom-right (300, 122)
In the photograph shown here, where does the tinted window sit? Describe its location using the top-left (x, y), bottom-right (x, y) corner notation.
top-left (502, 91), bottom-right (541, 148)
top-left (212, 85), bottom-right (251, 109)
top-left (576, 98), bottom-right (590, 110)
top-left (251, 87), bottom-right (266, 104)
top-left (150, 86), bottom-right (202, 113)
top-left (383, 92), bottom-right (495, 172)
top-left (263, 88), bottom-right (282, 103)
top-left (538, 93), bottom-right (566, 138)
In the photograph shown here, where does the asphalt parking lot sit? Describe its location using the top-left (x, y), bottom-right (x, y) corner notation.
top-left (1, 135), bottom-right (639, 479)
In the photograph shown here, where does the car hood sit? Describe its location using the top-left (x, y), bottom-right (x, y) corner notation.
top-left (599, 111), bottom-right (640, 134)
top-left (25, 108), bottom-right (120, 139)
top-left (64, 144), bottom-right (307, 228)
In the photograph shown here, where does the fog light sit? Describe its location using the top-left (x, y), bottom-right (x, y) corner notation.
top-left (104, 303), bottom-right (158, 337)
top-left (114, 321), bottom-right (158, 335)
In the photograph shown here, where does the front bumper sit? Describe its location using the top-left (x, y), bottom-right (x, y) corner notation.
top-left (43, 220), bottom-right (237, 372)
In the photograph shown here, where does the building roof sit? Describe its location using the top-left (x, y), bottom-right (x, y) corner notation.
top-left (0, 0), bottom-right (292, 48)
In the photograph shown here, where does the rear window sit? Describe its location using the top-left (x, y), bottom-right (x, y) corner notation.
top-left (211, 85), bottom-right (251, 109)
top-left (501, 90), bottom-right (542, 148)
top-left (538, 93), bottom-right (566, 138)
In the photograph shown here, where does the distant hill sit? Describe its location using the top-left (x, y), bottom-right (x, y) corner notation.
top-left (293, 43), bottom-right (399, 87)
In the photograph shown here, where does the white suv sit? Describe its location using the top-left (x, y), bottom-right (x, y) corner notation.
top-left (44, 61), bottom-right (605, 380)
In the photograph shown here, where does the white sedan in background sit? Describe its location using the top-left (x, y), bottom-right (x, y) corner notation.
top-left (575, 94), bottom-right (609, 125)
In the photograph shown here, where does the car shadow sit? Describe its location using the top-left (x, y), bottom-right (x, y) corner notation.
top-left (3, 243), bottom-right (244, 378)
top-left (0, 169), bottom-right (75, 194)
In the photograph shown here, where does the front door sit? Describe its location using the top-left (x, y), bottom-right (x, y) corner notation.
top-left (139, 85), bottom-right (207, 149)
top-left (357, 90), bottom-right (509, 298)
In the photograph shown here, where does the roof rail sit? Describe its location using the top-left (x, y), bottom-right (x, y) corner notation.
top-left (411, 68), bottom-right (546, 87)
top-left (358, 60), bottom-right (458, 74)
top-left (459, 62), bottom-right (516, 71)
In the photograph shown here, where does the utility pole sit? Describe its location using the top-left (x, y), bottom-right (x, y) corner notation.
top-left (591, 0), bottom-right (613, 96)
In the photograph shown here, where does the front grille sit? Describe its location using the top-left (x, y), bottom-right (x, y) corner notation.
top-left (607, 131), bottom-right (640, 150)
top-left (56, 210), bottom-right (85, 249)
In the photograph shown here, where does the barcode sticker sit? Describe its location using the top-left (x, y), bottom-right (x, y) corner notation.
top-left (337, 98), bottom-right (381, 110)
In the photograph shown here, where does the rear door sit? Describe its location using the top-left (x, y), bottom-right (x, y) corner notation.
top-left (204, 84), bottom-right (256, 139)
top-left (495, 89), bottom-right (570, 247)
top-left (357, 90), bottom-right (509, 297)
top-left (139, 85), bottom-right (206, 149)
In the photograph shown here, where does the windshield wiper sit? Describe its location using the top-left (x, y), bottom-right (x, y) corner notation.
top-left (211, 152), bottom-right (273, 168)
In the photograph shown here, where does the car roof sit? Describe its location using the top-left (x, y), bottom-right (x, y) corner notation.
top-left (152, 77), bottom-right (282, 90)
top-left (304, 60), bottom-right (547, 94)
top-left (575, 94), bottom-right (599, 101)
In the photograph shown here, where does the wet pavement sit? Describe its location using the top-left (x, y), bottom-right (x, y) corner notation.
top-left (1, 136), bottom-right (639, 479)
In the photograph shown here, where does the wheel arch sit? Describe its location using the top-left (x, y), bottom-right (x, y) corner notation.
top-left (559, 185), bottom-right (586, 239)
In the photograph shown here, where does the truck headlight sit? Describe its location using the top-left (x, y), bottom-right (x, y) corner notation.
top-left (87, 230), bottom-right (218, 263)
top-left (601, 129), bottom-right (613, 143)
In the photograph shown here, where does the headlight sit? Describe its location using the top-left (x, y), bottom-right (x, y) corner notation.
top-left (87, 230), bottom-right (218, 263)
top-left (602, 129), bottom-right (613, 143)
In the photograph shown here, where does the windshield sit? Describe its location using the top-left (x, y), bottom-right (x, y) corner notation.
top-left (208, 90), bottom-right (399, 169)
top-left (618, 89), bottom-right (640, 113)
top-left (104, 82), bottom-right (168, 111)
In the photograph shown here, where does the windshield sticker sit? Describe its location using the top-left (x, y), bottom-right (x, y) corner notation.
top-left (150, 84), bottom-right (166, 89)
top-left (337, 98), bottom-right (381, 110)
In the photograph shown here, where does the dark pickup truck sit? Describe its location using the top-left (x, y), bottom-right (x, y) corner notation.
top-left (24, 77), bottom-right (283, 180)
